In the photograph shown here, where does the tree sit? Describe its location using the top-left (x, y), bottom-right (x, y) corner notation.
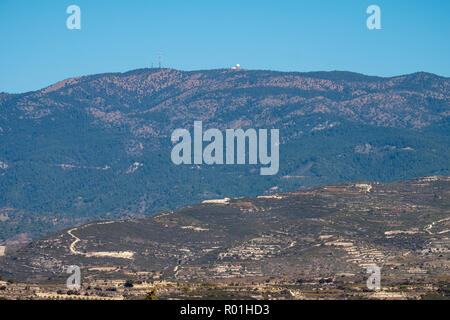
top-left (124, 279), bottom-right (134, 288)
top-left (145, 288), bottom-right (157, 300)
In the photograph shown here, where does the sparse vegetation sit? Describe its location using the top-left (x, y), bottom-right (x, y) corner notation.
top-left (0, 177), bottom-right (448, 300)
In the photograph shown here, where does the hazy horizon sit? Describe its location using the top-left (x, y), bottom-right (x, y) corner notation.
top-left (2, 66), bottom-right (449, 95)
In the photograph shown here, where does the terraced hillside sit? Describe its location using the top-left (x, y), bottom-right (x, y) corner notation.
top-left (0, 176), bottom-right (448, 299)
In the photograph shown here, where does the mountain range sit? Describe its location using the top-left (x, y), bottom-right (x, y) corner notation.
top-left (0, 68), bottom-right (449, 245)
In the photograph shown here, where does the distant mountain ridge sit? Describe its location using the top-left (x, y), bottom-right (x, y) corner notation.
top-left (0, 68), bottom-right (448, 242)
top-left (2, 69), bottom-right (448, 130)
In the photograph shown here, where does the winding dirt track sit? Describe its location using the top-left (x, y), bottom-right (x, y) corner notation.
top-left (67, 227), bottom-right (83, 255)
top-left (424, 217), bottom-right (450, 235)
top-left (66, 221), bottom-right (135, 259)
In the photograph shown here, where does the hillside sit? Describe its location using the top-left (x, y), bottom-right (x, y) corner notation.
top-left (0, 176), bottom-right (448, 299)
top-left (0, 69), bottom-right (449, 242)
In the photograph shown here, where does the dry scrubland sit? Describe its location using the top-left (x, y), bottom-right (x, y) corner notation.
top-left (0, 176), bottom-right (449, 300)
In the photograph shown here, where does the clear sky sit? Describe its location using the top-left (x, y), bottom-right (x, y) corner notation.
top-left (1, 0), bottom-right (449, 93)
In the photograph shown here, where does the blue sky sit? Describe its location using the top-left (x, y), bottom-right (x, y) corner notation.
top-left (1, 0), bottom-right (449, 93)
